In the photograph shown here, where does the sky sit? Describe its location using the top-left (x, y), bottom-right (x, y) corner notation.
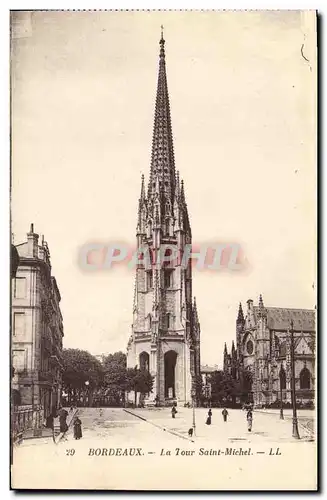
top-left (11, 10), bottom-right (316, 367)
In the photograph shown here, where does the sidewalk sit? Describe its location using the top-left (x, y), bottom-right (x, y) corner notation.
top-left (130, 407), bottom-right (315, 444)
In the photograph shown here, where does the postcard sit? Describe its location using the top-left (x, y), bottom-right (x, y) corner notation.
top-left (10, 10), bottom-right (317, 491)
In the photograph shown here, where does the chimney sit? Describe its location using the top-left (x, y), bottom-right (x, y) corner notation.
top-left (27, 223), bottom-right (39, 258)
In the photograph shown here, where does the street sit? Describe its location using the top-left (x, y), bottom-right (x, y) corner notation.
top-left (74, 406), bottom-right (315, 444)
top-left (12, 407), bottom-right (316, 490)
top-left (14, 407), bottom-right (315, 448)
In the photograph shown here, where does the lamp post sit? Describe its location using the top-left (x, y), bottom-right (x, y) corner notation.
top-left (85, 380), bottom-right (89, 407)
top-left (290, 320), bottom-right (300, 439)
top-left (191, 388), bottom-right (196, 437)
top-left (279, 368), bottom-right (284, 420)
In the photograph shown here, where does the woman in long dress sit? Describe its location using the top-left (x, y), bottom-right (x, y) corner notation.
top-left (58, 407), bottom-right (68, 433)
top-left (247, 410), bottom-right (253, 432)
top-left (206, 408), bottom-right (212, 425)
top-left (73, 417), bottom-right (82, 440)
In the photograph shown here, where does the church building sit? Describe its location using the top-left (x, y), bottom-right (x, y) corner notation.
top-left (224, 295), bottom-right (316, 406)
top-left (126, 32), bottom-right (201, 406)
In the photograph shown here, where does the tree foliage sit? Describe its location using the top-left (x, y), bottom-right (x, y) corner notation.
top-left (210, 371), bottom-right (237, 403)
top-left (209, 368), bottom-right (253, 405)
top-left (62, 349), bottom-right (103, 405)
top-left (126, 367), bottom-right (154, 405)
top-left (101, 351), bottom-right (127, 405)
top-left (62, 349), bottom-right (155, 407)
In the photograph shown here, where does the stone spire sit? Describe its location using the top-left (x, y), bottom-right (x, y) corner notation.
top-left (237, 302), bottom-right (244, 324)
top-left (148, 29), bottom-right (176, 202)
top-left (257, 293), bottom-right (267, 318)
top-left (136, 174), bottom-right (146, 234)
top-left (193, 296), bottom-right (199, 324)
top-left (258, 294), bottom-right (264, 309)
top-left (180, 179), bottom-right (191, 236)
top-left (231, 340), bottom-right (237, 359)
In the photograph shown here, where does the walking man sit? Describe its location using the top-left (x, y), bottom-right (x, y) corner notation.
top-left (222, 408), bottom-right (229, 422)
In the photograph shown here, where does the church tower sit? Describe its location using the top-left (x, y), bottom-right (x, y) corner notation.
top-left (126, 30), bottom-right (201, 406)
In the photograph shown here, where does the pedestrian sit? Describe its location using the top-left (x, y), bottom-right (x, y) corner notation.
top-left (247, 409), bottom-right (253, 432)
top-left (58, 406), bottom-right (68, 434)
top-left (171, 404), bottom-right (177, 419)
top-left (73, 416), bottom-right (83, 440)
top-left (206, 408), bottom-right (212, 425)
top-left (222, 408), bottom-right (229, 422)
top-left (154, 395), bottom-right (159, 407)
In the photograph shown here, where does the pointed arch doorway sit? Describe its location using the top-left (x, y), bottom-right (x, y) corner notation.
top-left (164, 350), bottom-right (177, 399)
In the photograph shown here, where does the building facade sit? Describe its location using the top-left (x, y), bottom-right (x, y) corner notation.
top-left (126, 33), bottom-right (201, 405)
top-left (11, 224), bottom-right (64, 418)
top-left (201, 364), bottom-right (219, 401)
top-left (224, 295), bottom-right (316, 406)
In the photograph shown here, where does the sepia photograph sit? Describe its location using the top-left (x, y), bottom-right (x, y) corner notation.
top-left (10, 9), bottom-right (317, 490)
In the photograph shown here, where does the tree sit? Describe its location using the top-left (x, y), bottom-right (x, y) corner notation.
top-left (102, 352), bottom-right (127, 406)
top-left (194, 374), bottom-right (204, 405)
top-left (210, 370), bottom-right (239, 406)
top-left (126, 367), bottom-right (154, 406)
top-left (62, 349), bottom-right (103, 406)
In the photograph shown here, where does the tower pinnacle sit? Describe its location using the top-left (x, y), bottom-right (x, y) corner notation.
top-left (237, 302), bottom-right (244, 324)
top-left (148, 31), bottom-right (175, 201)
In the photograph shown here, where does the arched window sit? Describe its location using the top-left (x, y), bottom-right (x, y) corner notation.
top-left (279, 366), bottom-right (286, 390)
top-left (279, 341), bottom-right (287, 357)
top-left (146, 271), bottom-right (153, 290)
top-left (246, 340), bottom-right (254, 355)
top-left (139, 352), bottom-right (150, 372)
top-left (300, 367), bottom-right (311, 389)
top-left (166, 313), bottom-right (172, 330)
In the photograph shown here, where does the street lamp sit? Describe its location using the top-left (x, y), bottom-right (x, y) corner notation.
top-left (290, 320), bottom-right (300, 439)
top-left (85, 380), bottom-right (90, 407)
top-left (279, 368), bottom-right (284, 420)
top-left (191, 388), bottom-right (196, 437)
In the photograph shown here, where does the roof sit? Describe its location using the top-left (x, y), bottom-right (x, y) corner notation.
top-left (253, 306), bottom-right (315, 331)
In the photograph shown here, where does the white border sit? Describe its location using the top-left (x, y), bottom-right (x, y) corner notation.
top-left (1, 2), bottom-right (324, 499)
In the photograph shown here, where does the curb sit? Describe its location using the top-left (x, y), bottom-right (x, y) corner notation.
top-left (123, 408), bottom-right (195, 443)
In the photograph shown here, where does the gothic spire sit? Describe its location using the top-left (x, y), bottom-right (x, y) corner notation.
top-left (231, 340), bottom-right (237, 358)
top-left (148, 29), bottom-right (176, 202)
top-left (257, 293), bottom-right (267, 318)
top-left (224, 342), bottom-right (228, 355)
top-left (193, 296), bottom-right (199, 322)
top-left (140, 173), bottom-right (145, 201)
top-left (180, 179), bottom-right (191, 236)
top-left (237, 302), bottom-right (244, 324)
top-left (259, 294), bottom-right (264, 309)
top-left (137, 174), bottom-right (146, 234)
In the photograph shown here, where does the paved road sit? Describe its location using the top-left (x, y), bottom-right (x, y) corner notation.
top-left (12, 407), bottom-right (317, 490)
top-left (16, 407), bottom-right (315, 448)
